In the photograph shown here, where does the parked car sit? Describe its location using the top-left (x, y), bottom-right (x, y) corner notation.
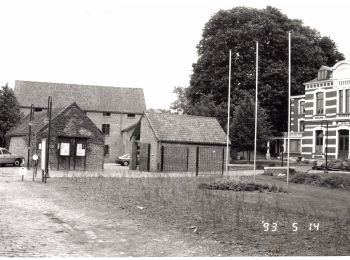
top-left (0, 147), bottom-right (25, 167)
top-left (116, 154), bottom-right (130, 166)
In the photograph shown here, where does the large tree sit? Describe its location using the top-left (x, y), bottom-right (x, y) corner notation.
top-left (0, 83), bottom-right (22, 147)
top-left (172, 6), bottom-right (344, 132)
top-left (230, 94), bottom-right (273, 161)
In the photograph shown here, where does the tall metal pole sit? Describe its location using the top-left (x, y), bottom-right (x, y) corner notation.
top-left (326, 121), bottom-right (328, 173)
top-left (27, 104), bottom-right (35, 181)
top-left (45, 96), bottom-right (52, 183)
top-left (253, 41), bottom-right (259, 182)
top-left (225, 50), bottom-right (232, 175)
top-left (287, 32), bottom-right (291, 188)
top-left (27, 105), bottom-right (34, 170)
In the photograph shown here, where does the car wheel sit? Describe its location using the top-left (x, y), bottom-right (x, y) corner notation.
top-left (123, 161), bottom-right (129, 166)
top-left (14, 159), bottom-right (21, 167)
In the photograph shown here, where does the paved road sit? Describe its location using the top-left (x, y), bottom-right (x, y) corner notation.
top-left (0, 168), bottom-right (223, 257)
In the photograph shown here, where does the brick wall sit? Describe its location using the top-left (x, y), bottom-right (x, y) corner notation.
top-left (85, 112), bottom-right (141, 162)
top-left (20, 107), bottom-right (141, 163)
top-left (8, 137), bottom-right (27, 162)
top-left (140, 116), bottom-right (159, 171)
top-left (13, 104), bottom-right (105, 171)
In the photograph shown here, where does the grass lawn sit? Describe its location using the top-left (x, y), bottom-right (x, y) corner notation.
top-left (52, 174), bottom-right (350, 256)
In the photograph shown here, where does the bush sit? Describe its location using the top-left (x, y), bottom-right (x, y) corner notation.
top-left (268, 163), bottom-right (276, 167)
top-left (289, 172), bottom-right (350, 190)
top-left (257, 164), bottom-right (264, 170)
top-left (198, 180), bottom-right (287, 193)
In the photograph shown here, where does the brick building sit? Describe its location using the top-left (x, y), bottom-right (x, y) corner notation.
top-left (138, 112), bottom-right (229, 173)
top-left (6, 103), bottom-right (104, 170)
top-left (14, 80), bottom-right (146, 162)
top-left (284, 60), bottom-right (350, 160)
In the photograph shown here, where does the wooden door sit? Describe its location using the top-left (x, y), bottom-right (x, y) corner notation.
top-left (338, 130), bottom-right (349, 159)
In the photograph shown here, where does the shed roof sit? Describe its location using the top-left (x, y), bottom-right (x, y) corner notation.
top-left (14, 80), bottom-right (146, 114)
top-left (6, 102), bottom-right (100, 138)
top-left (145, 112), bottom-right (228, 145)
top-left (6, 106), bottom-right (67, 137)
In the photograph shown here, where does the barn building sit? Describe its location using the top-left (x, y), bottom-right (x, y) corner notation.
top-left (13, 80), bottom-right (146, 163)
top-left (6, 103), bottom-right (104, 171)
top-left (138, 112), bottom-right (229, 173)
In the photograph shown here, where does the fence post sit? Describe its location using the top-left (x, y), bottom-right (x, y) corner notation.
top-left (186, 147), bottom-right (189, 171)
top-left (196, 147), bottom-right (199, 176)
top-left (222, 147), bottom-right (225, 175)
top-left (160, 146), bottom-right (164, 172)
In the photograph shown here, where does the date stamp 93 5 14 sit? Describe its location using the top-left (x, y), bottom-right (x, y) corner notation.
top-left (262, 221), bottom-right (320, 232)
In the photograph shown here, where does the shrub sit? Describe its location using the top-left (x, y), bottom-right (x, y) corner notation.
top-left (198, 180), bottom-right (287, 193)
top-left (257, 164), bottom-right (264, 170)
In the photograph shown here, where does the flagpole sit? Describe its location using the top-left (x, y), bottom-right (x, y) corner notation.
top-left (287, 32), bottom-right (291, 188)
top-left (253, 41), bottom-right (258, 182)
top-left (225, 50), bottom-right (232, 175)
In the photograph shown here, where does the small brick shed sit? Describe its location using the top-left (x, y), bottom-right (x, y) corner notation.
top-left (6, 102), bottom-right (104, 171)
top-left (138, 112), bottom-right (229, 173)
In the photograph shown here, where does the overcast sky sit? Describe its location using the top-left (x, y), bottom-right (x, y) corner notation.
top-left (1, 0), bottom-right (349, 109)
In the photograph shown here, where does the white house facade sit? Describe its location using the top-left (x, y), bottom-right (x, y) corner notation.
top-left (286, 60), bottom-right (350, 160)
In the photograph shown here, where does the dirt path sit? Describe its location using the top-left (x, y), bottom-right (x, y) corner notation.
top-left (0, 172), bottom-right (223, 257)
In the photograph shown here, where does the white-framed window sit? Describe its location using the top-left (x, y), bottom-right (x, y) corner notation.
top-left (299, 100), bottom-right (305, 114)
top-left (315, 92), bottom-right (324, 114)
top-left (315, 130), bottom-right (324, 154)
top-left (339, 90), bottom-right (344, 113)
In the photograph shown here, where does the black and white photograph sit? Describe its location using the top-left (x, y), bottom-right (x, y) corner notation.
top-left (0, 0), bottom-right (350, 257)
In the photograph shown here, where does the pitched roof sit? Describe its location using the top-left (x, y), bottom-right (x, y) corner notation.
top-left (6, 105), bottom-right (68, 137)
top-left (14, 80), bottom-right (146, 114)
top-left (145, 112), bottom-right (228, 145)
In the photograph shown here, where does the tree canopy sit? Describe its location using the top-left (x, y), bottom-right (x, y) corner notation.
top-left (171, 6), bottom-right (344, 132)
top-left (229, 94), bottom-right (273, 158)
top-left (0, 83), bottom-right (22, 147)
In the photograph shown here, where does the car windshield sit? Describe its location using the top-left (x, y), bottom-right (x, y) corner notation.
top-left (120, 154), bottom-right (129, 159)
top-left (1, 149), bottom-right (10, 155)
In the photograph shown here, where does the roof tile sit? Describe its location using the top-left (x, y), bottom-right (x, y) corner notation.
top-left (14, 80), bottom-right (146, 113)
top-left (145, 112), bottom-right (228, 145)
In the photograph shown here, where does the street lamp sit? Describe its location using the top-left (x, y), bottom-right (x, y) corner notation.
top-left (44, 96), bottom-right (52, 183)
top-left (320, 120), bottom-right (328, 173)
top-left (27, 104), bottom-right (34, 180)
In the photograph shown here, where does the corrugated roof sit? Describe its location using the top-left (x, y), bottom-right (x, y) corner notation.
top-left (14, 80), bottom-right (146, 113)
top-left (145, 112), bottom-right (228, 145)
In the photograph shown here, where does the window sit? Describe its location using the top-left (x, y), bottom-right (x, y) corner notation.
top-left (104, 145), bottom-right (109, 157)
top-left (1, 149), bottom-right (10, 155)
top-left (315, 130), bottom-right (323, 154)
top-left (102, 124), bottom-right (110, 135)
top-left (299, 101), bottom-right (305, 114)
top-left (299, 121), bottom-right (305, 132)
top-left (316, 92), bottom-right (324, 114)
top-left (127, 113), bottom-right (135, 118)
top-left (339, 90), bottom-right (344, 113)
top-left (103, 112), bottom-right (111, 117)
top-left (346, 90), bottom-right (350, 113)
top-left (285, 140), bottom-right (301, 153)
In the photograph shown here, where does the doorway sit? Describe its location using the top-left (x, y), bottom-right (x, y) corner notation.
top-left (338, 130), bottom-right (349, 160)
top-left (58, 137), bottom-right (87, 171)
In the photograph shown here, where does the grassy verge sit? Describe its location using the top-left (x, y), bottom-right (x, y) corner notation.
top-left (52, 175), bottom-right (350, 256)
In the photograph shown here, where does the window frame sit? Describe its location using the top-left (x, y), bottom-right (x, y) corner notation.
top-left (104, 145), bottom-right (110, 157)
top-left (102, 124), bottom-right (110, 136)
top-left (315, 91), bottom-right (325, 115)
